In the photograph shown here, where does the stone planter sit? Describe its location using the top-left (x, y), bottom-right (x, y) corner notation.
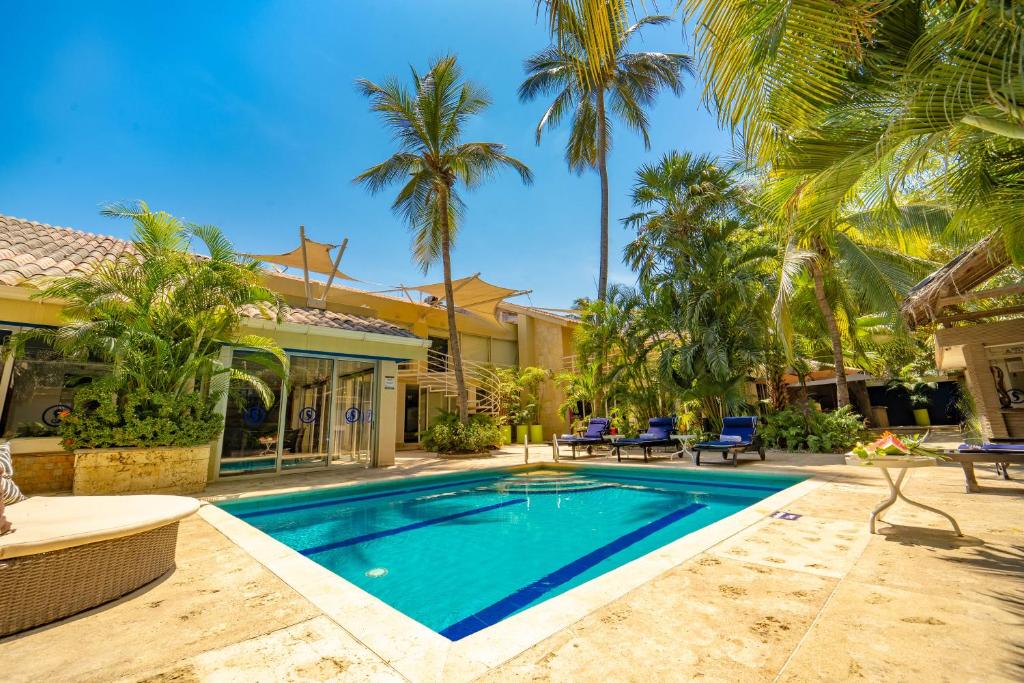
top-left (73, 445), bottom-right (210, 495)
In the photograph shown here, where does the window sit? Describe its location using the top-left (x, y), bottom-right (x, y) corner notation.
top-left (0, 336), bottom-right (108, 438)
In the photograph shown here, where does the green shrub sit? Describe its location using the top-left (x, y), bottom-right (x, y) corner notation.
top-left (57, 378), bottom-right (224, 451)
top-left (421, 412), bottom-right (501, 454)
top-left (761, 405), bottom-right (866, 453)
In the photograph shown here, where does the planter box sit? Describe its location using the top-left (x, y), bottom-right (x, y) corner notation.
top-left (73, 445), bottom-right (210, 496)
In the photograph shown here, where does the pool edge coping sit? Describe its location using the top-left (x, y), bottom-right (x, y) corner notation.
top-left (198, 463), bottom-right (832, 682)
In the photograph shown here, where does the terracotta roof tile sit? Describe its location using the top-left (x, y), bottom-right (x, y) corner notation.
top-left (0, 214), bottom-right (420, 340)
top-left (239, 304), bottom-right (419, 339)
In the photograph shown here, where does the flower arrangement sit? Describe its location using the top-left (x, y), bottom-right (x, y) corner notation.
top-left (850, 431), bottom-right (946, 464)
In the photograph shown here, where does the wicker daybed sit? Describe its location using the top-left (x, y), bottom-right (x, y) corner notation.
top-left (0, 494), bottom-right (199, 637)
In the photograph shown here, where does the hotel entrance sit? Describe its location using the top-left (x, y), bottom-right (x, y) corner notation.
top-left (219, 351), bottom-right (378, 476)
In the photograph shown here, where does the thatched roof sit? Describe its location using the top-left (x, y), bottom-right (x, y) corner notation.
top-left (901, 233), bottom-right (1010, 328)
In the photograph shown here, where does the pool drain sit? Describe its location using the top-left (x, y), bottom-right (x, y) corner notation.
top-left (365, 567), bottom-right (388, 578)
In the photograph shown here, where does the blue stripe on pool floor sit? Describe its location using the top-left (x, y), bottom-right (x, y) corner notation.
top-left (299, 498), bottom-right (527, 556)
top-left (232, 475), bottom-right (501, 519)
top-left (439, 501), bottom-right (707, 641)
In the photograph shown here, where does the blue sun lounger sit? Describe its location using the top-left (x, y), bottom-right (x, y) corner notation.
top-left (612, 417), bottom-right (675, 462)
top-left (692, 416), bottom-right (764, 467)
top-left (556, 417), bottom-right (611, 459)
top-left (948, 443), bottom-right (1024, 490)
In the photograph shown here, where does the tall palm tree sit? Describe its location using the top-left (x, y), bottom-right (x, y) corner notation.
top-left (520, 4), bottom-right (691, 301)
top-left (771, 205), bottom-right (945, 408)
top-left (683, 0), bottom-right (1024, 253)
top-left (355, 56), bottom-right (533, 422)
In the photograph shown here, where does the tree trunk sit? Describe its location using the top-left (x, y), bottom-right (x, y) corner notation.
top-left (439, 189), bottom-right (469, 422)
top-left (595, 88), bottom-right (610, 302)
top-left (810, 260), bottom-right (850, 408)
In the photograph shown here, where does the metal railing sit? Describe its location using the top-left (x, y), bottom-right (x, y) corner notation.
top-left (398, 348), bottom-right (509, 416)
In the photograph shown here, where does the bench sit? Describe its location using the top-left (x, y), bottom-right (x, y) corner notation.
top-left (945, 451), bottom-right (1023, 493)
top-left (0, 494), bottom-right (199, 637)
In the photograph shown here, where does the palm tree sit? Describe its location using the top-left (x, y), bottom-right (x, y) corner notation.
top-left (520, 4), bottom-right (691, 301)
top-left (355, 56), bottom-right (533, 422)
top-left (682, 0), bottom-right (1024, 254)
top-left (771, 206), bottom-right (945, 408)
top-left (14, 202), bottom-right (287, 448)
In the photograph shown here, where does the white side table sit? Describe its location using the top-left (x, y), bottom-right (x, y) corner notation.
top-left (671, 434), bottom-right (698, 460)
top-left (846, 455), bottom-right (962, 536)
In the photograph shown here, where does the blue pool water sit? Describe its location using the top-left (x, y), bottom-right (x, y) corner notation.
top-left (218, 465), bottom-right (803, 640)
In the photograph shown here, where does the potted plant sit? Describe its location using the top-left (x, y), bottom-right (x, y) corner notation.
top-left (11, 203), bottom-right (286, 495)
top-left (887, 377), bottom-right (936, 427)
top-left (493, 367), bottom-right (521, 446)
top-left (515, 367), bottom-right (548, 444)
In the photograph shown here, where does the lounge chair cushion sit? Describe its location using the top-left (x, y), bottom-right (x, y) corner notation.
top-left (1, 443), bottom-right (25, 505)
top-left (0, 494), bottom-right (199, 560)
top-left (695, 439), bottom-right (752, 449)
top-left (719, 435), bottom-right (743, 443)
top-left (974, 443), bottom-right (1024, 452)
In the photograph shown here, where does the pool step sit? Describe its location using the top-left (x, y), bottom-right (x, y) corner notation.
top-left (493, 476), bottom-right (609, 494)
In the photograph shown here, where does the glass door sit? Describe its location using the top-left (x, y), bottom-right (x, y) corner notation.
top-left (220, 351), bottom-right (284, 477)
top-left (331, 360), bottom-right (376, 465)
top-left (280, 356), bottom-right (334, 470)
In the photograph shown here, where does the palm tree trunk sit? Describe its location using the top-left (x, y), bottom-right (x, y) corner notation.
top-left (810, 260), bottom-right (850, 408)
top-left (596, 88), bottom-right (610, 302)
top-left (439, 189), bottom-right (469, 422)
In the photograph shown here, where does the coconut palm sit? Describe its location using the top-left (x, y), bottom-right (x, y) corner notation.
top-left (682, 0), bottom-right (1024, 254)
top-left (355, 55), bottom-right (533, 422)
top-left (520, 4), bottom-right (691, 301)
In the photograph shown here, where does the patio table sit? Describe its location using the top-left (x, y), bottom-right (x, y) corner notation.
top-left (846, 455), bottom-right (962, 536)
top-left (671, 434), bottom-right (698, 460)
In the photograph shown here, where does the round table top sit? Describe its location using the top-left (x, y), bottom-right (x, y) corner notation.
top-left (844, 455), bottom-right (938, 469)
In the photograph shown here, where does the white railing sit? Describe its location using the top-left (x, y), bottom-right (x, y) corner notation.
top-left (398, 348), bottom-right (509, 416)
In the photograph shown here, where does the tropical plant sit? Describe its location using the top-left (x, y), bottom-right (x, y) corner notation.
top-left (520, 4), bottom-right (690, 301)
top-left (684, 0), bottom-right (1023, 285)
top-left (355, 55), bottom-right (533, 422)
top-left (761, 405), bottom-right (866, 453)
top-left (421, 411), bottom-right (501, 454)
top-left (13, 202), bottom-right (286, 450)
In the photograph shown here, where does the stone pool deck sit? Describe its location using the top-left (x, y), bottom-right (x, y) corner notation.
top-left (2, 448), bottom-right (1022, 682)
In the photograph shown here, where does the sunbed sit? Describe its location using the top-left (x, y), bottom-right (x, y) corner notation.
top-left (0, 494), bottom-right (199, 636)
top-left (554, 417), bottom-right (611, 458)
top-left (946, 442), bottom-right (1023, 492)
top-left (612, 417), bottom-right (676, 462)
top-left (692, 416), bottom-right (764, 466)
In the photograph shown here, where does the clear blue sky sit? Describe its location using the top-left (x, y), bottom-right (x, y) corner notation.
top-left (0, 1), bottom-right (731, 308)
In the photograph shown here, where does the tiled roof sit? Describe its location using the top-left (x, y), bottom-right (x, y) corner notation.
top-left (0, 213), bottom-right (422, 340)
top-left (239, 304), bottom-right (420, 339)
top-left (0, 214), bottom-right (135, 286)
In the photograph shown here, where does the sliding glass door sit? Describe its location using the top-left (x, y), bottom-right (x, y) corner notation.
top-left (220, 351), bottom-right (377, 477)
top-left (331, 360), bottom-right (376, 465)
top-left (280, 356), bottom-right (334, 470)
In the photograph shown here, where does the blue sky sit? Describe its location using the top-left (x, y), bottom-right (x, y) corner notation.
top-left (0, 1), bottom-right (732, 308)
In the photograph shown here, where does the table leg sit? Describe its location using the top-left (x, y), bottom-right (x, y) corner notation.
top-left (960, 462), bottom-right (980, 493)
top-left (870, 468), bottom-right (903, 534)
top-left (895, 485), bottom-right (963, 536)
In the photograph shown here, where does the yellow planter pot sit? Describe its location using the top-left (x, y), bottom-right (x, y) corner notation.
top-left (529, 424), bottom-right (544, 444)
top-left (912, 408), bottom-right (931, 427)
top-left (499, 425), bottom-right (512, 445)
top-left (516, 425), bottom-right (530, 444)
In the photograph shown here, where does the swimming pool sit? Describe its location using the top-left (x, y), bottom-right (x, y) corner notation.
top-left (217, 465), bottom-right (804, 640)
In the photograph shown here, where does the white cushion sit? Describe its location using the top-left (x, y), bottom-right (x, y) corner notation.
top-left (0, 494), bottom-right (199, 560)
top-left (719, 435), bottom-right (743, 443)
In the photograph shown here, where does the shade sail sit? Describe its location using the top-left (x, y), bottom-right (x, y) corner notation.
top-left (247, 237), bottom-right (356, 280)
top-left (401, 273), bottom-right (529, 320)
